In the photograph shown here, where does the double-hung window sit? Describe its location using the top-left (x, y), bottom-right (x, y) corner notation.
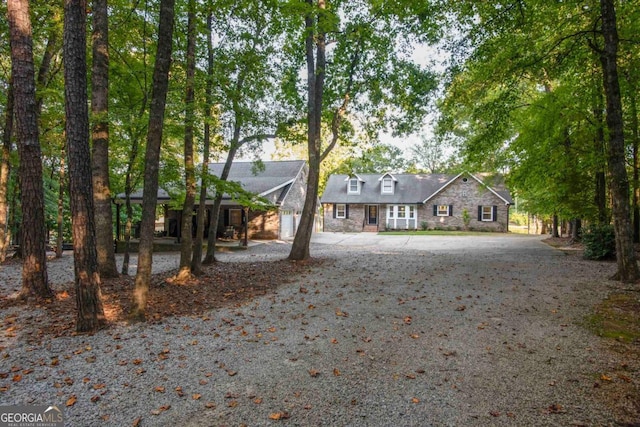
top-left (437, 205), bottom-right (450, 216)
top-left (336, 204), bottom-right (347, 219)
top-left (481, 205), bottom-right (494, 221)
top-left (348, 178), bottom-right (359, 194)
top-left (381, 177), bottom-right (394, 194)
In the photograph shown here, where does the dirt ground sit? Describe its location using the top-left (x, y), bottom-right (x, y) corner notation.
top-left (542, 236), bottom-right (640, 425)
top-left (1, 234), bottom-right (639, 425)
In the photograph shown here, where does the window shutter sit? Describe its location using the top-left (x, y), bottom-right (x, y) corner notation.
top-left (449, 205), bottom-right (453, 216)
top-left (433, 205), bottom-right (437, 216)
top-left (346, 204), bottom-right (350, 219)
top-left (477, 206), bottom-right (482, 221)
top-left (492, 205), bottom-right (498, 222)
top-left (333, 204), bottom-right (336, 219)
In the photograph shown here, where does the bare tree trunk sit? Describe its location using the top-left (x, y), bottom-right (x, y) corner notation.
top-left (289, 0), bottom-right (326, 261)
top-left (120, 159), bottom-right (136, 275)
top-left (571, 219), bottom-right (581, 241)
top-left (202, 77), bottom-right (249, 264)
top-left (121, 198), bottom-right (133, 275)
top-left (8, 0), bottom-right (52, 299)
top-left (593, 103), bottom-right (608, 224)
top-left (551, 214), bottom-right (560, 238)
top-left (191, 11), bottom-right (215, 275)
top-left (56, 149), bottom-right (65, 258)
top-left (627, 81), bottom-right (640, 242)
top-left (176, 0), bottom-right (197, 281)
top-left (203, 145), bottom-right (239, 265)
top-left (0, 78), bottom-right (14, 263)
top-left (64, 0), bottom-right (106, 332)
top-left (91, 0), bottom-right (118, 278)
top-left (131, 0), bottom-right (175, 321)
top-left (35, 23), bottom-right (60, 116)
top-left (596, 0), bottom-right (638, 282)
top-left (203, 193), bottom-right (223, 265)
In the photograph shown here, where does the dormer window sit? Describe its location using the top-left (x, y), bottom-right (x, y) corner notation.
top-left (348, 178), bottom-right (360, 194)
top-left (381, 177), bottom-right (394, 194)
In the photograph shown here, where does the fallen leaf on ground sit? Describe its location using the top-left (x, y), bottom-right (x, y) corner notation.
top-left (546, 403), bottom-right (563, 414)
top-left (269, 412), bottom-right (290, 420)
top-left (66, 395), bottom-right (77, 407)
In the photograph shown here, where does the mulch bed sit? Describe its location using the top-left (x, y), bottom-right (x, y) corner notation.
top-left (1, 257), bottom-right (325, 343)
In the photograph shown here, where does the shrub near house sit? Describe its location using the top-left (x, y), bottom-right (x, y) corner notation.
top-left (320, 172), bottom-right (513, 233)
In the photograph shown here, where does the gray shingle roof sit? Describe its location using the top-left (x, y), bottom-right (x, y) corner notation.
top-left (114, 187), bottom-right (171, 204)
top-left (115, 160), bottom-right (306, 205)
top-left (208, 160), bottom-right (305, 199)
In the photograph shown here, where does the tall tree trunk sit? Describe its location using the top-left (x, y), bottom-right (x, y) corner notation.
top-left (64, 0), bottom-right (106, 332)
top-left (35, 25), bottom-right (60, 116)
top-left (571, 219), bottom-right (581, 241)
top-left (628, 82), bottom-right (640, 242)
top-left (176, 0), bottom-right (197, 281)
top-left (202, 74), bottom-right (247, 264)
top-left (8, 0), bottom-right (52, 299)
top-left (120, 148), bottom-right (138, 275)
top-left (203, 193), bottom-right (223, 264)
top-left (289, 0), bottom-right (326, 261)
top-left (56, 149), bottom-right (65, 258)
top-left (0, 78), bottom-right (14, 263)
top-left (203, 147), bottom-right (239, 265)
top-left (91, 0), bottom-right (118, 278)
top-left (597, 0), bottom-right (638, 282)
top-left (191, 11), bottom-right (215, 275)
top-left (593, 103), bottom-right (608, 224)
top-left (130, 0), bottom-right (175, 321)
top-left (551, 214), bottom-right (560, 238)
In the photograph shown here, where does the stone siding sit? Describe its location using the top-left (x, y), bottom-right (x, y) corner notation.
top-left (323, 203), bottom-right (366, 232)
top-left (420, 176), bottom-right (509, 232)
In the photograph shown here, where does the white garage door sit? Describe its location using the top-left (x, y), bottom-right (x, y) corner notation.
top-left (280, 210), bottom-right (294, 239)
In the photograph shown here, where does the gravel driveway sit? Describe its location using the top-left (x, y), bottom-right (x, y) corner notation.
top-left (0, 233), bottom-right (622, 426)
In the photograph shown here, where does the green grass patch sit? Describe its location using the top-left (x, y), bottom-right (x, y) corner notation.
top-left (380, 230), bottom-right (511, 236)
top-left (585, 293), bottom-right (640, 343)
